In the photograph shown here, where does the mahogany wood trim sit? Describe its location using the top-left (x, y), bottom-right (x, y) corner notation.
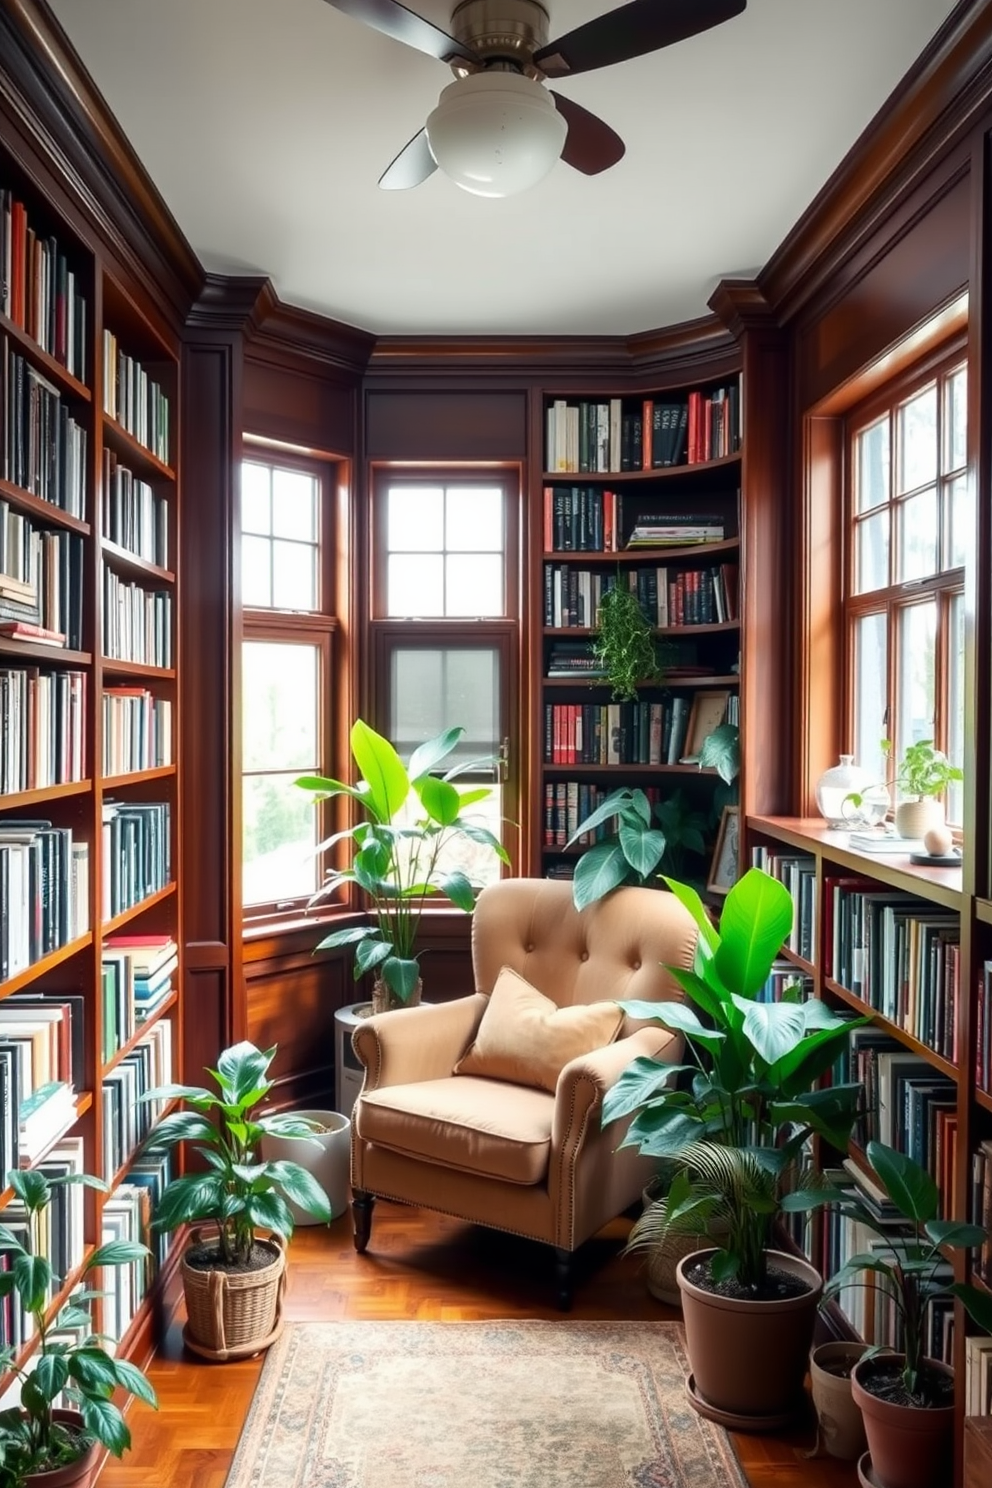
top-left (967, 129), bottom-right (992, 900)
top-left (800, 414), bottom-right (844, 815)
top-left (187, 274), bottom-right (374, 375)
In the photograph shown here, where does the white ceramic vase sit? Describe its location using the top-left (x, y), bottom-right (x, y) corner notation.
top-left (894, 798), bottom-right (943, 840)
top-left (261, 1108), bottom-right (351, 1224)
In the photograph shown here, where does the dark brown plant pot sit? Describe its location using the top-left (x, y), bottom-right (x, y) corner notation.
top-left (23, 1411), bottom-right (100, 1488)
top-left (677, 1247), bottom-right (822, 1429)
top-left (851, 1355), bottom-right (954, 1488)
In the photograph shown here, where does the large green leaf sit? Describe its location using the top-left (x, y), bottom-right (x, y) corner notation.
top-left (407, 728), bottom-right (464, 782)
top-left (350, 719), bottom-right (410, 822)
top-left (618, 822), bottom-right (666, 877)
top-left (215, 1042), bottom-right (274, 1105)
top-left (733, 996), bottom-right (807, 1066)
top-left (416, 773), bottom-right (461, 826)
top-left (87, 1239), bottom-right (151, 1271)
top-left (246, 1189), bottom-right (294, 1239)
top-left (715, 869), bottom-right (793, 996)
top-left (141, 1110), bottom-right (217, 1149)
top-left (110, 1357), bottom-right (158, 1407)
top-left (8, 1169), bottom-right (48, 1212)
top-left (266, 1160), bottom-right (333, 1221)
top-left (69, 1347), bottom-right (120, 1394)
top-left (438, 871), bottom-right (476, 913)
top-left (696, 723), bottom-right (740, 784)
top-left (150, 1173), bottom-right (226, 1233)
top-left (622, 1107), bottom-right (704, 1157)
top-left (660, 877), bottom-right (719, 954)
top-left (600, 1056), bottom-right (688, 1126)
top-left (294, 773), bottom-right (374, 809)
top-left (80, 1396), bottom-right (130, 1457)
top-left (925, 1220), bottom-right (987, 1250)
top-left (572, 842), bottom-right (631, 909)
top-left (354, 938), bottom-right (392, 976)
top-left (13, 1253), bottom-right (51, 1314)
top-left (867, 1142), bottom-right (939, 1224)
top-left (381, 956), bottom-right (421, 1001)
top-left (314, 924), bottom-right (379, 950)
top-left (771, 1019), bottom-right (869, 1095)
top-left (952, 1281), bottom-right (992, 1333)
top-left (34, 1352), bottom-right (69, 1402)
top-left (565, 788), bottom-right (634, 846)
top-left (618, 998), bottom-right (726, 1051)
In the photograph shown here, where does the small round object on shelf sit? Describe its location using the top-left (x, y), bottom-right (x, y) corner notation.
top-left (923, 823), bottom-right (953, 857)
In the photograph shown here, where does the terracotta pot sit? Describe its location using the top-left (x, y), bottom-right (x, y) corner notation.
top-left (371, 978), bottom-right (423, 1015)
top-left (851, 1355), bottom-right (954, 1488)
top-left (894, 798), bottom-right (943, 840)
top-left (181, 1230), bottom-right (287, 1361)
top-left (23, 1411), bottom-right (100, 1488)
top-left (677, 1248), bottom-right (822, 1426)
top-left (810, 1342), bottom-right (869, 1461)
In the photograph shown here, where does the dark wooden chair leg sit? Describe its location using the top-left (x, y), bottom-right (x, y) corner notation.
top-left (554, 1247), bottom-right (574, 1311)
top-left (352, 1189), bottom-right (375, 1253)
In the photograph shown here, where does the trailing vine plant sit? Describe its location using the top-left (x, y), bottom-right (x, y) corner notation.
top-left (593, 578), bottom-right (660, 701)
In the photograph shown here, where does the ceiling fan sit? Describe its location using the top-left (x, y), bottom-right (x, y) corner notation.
top-left (322, 0), bottom-right (747, 197)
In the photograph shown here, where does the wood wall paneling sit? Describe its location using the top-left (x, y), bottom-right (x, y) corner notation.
top-left (364, 390), bottom-right (528, 460)
top-left (969, 127), bottom-right (992, 899)
top-left (799, 416), bottom-right (844, 815)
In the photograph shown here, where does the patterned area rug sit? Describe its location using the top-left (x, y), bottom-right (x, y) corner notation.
top-left (224, 1320), bottom-right (746, 1488)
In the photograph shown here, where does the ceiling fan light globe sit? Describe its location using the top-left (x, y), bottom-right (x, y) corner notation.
top-left (425, 73), bottom-right (567, 198)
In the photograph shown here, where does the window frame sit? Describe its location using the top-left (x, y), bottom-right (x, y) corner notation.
top-left (843, 345), bottom-right (967, 825)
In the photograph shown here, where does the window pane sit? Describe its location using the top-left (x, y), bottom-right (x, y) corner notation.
top-left (391, 646), bottom-right (500, 766)
top-left (898, 386), bottom-right (937, 492)
top-left (856, 419), bottom-right (889, 513)
top-left (855, 510), bottom-right (889, 594)
top-left (242, 534), bottom-right (272, 607)
top-left (945, 367), bottom-right (967, 471)
top-left (388, 554), bottom-right (444, 617)
top-left (387, 487), bottom-right (444, 551)
top-left (948, 473), bottom-right (973, 570)
top-left (853, 612), bottom-right (888, 788)
top-left (243, 642), bottom-right (318, 770)
top-left (272, 468), bottom-right (317, 541)
top-left (272, 539), bottom-right (317, 611)
top-left (242, 772), bottom-right (317, 905)
top-left (446, 487), bottom-right (503, 551)
top-left (445, 554), bottom-right (504, 616)
top-left (947, 591), bottom-right (965, 827)
top-left (896, 489), bottom-right (937, 582)
top-left (895, 602), bottom-right (936, 796)
top-left (242, 463), bottom-right (272, 535)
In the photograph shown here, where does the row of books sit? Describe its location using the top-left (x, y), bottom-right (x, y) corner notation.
top-left (0, 823), bottom-right (89, 979)
top-left (978, 962), bottom-right (992, 1095)
top-left (0, 1137), bottom-right (86, 1351)
top-left (749, 847), bottom-right (817, 963)
top-left (102, 687), bottom-right (173, 776)
top-left (0, 666), bottom-right (86, 794)
top-left (544, 382), bottom-right (741, 474)
top-left (101, 1018), bottom-right (172, 1181)
top-left (102, 447), bottom-right (170, 569)
top-left (102, 1178), bottom-right (157, 1346)
top-left (971, 1139), bottom-right (992, 1287)
top-left (101, 330), bottom-right (170, 464)
top-left (101, 800), bottom-right (171, 921)
top-left (757, 962), bottom-right (813, 1004)
top-left (102, 568), bottom-right (172, 667)
top-left (543, 782), bottom-right (667, 849)
top-left (0, 991), bottom-right (79, 1176)
top-left (101, 935), bottom-right (177, 1062)
top-left (541, 485), bottom-right (733, 555)
top-left (544, 563), bottom-right (739, 630)
top-left (544, 694), bottom-right (711, 767)
top-left (826, 882), bottom-right (960, 1060)
top-left (0, 521), bottom-right (84, 648)
top-left (0, 190), bottom-right (87, 380)
top-left (0, 337), bottom-right (88, 516)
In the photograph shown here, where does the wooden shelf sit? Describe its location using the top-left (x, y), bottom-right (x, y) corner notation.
top-left (101, 415), bottom-right (175, 481)
top-left (748, 816), bottom-right (963, 910)
top-left (101, 882), bottom-right (177, 936)
top-left (543, 673), bottom-right (740, 689)
top-left (0, 476), bottom-right (90, 534)
top-left (0, 308), bottom-right (91, 402)
top-left (102, 765), bottom-right (177, 790)
top-left (543, 762), bottom-right (719, 776)
top-left (976, 1087), bottom-right (992, 1116)
top-left (545, 621), bottom-right (740, 637)
top-left (541, 452), bottom-right (741, 482)
top-left (544, 537), bottom-right (740, 563)
top-left (824, 976), bottom-right (959, 1080)
top-left (0, 933), bottom-right (94, 996)
top-left (976, 898), bottom-right (992, 926)
top-left (108, 1095), bottom-right (179, 1193)
top-left (101, 658), bottom-right (176, 680)
top-left (0, 779), bottom-right (92, 809)
top-left (101, 991), bottom-right (179, 1078)
top-left (0, 1091), bottom-right (95, 1205)
top-left (776, 945), bottom-right (816, 977)
top-left (101, 538), bottom-right (175, 584)
top-left (0, 638), bottom-right (91, 665)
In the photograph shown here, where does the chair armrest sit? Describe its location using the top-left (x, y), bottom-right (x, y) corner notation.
top-left (551, 1026), bottom-right (680, 1143)
top-left (351, 994), bottom-right (489, 1092)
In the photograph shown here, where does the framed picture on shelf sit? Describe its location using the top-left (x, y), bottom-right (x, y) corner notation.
top-left (681, 689), bottom-right (731, 760)
top-left (707, 805), bottom-right (739, 895)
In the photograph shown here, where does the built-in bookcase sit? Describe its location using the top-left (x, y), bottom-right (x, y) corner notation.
top-left (0, 149), bottom-right (182, 1370)
top-left (536, 378), bottom-right (742, 881)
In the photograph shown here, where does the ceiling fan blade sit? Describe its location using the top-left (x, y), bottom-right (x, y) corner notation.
top-left (534, 0), bottom-right (746, 79)
top-left (551, 93), bottom-right (624, 176)
top-left (321, 0), bottom-right (479, 67)
top-left (378, 128), bottom-right (438, 190)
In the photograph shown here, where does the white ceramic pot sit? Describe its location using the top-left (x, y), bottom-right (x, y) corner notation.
top-left (894, 798), bottom-right (943, 840)
top-left (261, 1109), bottom-right (351, 1224)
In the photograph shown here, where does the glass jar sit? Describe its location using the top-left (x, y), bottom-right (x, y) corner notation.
top-left (815, 754), bottom-right (869, 828)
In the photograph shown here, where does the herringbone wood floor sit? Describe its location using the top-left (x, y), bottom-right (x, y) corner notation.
top-left (99, 1202), bottom-right (857, 1487)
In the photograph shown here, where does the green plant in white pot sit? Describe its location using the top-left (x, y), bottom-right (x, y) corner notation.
top-left (846, 739), bottom-right (962, 841)
top-left (296, 720), bottom-right (508, 1012)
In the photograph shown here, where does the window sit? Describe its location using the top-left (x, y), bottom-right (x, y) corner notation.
top-left (240, 454), bottom-right (338, 915)
top-left (847, 356), bottom-right (968, 825)
top-left (371, 472), bottom-right (519, 883)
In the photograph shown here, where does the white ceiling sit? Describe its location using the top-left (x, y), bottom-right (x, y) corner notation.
top-left (48, 0), bottom-right (959, 337)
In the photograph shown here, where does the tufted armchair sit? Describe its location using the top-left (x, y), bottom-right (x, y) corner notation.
top-left (349, 877), bottom-right (698, 1306)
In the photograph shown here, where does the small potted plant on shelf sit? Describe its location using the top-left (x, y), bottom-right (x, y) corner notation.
top-left (602, 866), bottom-right (867, 1427)
top-left (793, 1141), bottom-right (992, 1488)
top-left (591, 579), bottom-right (662, 701)
top-left (0, 1168), bottom-right (157, 1488)
top-left (141, 1041), bottom-right (332, 1362)
top-left (295, 720), bottom-right (508, 1013)
top-left (845, 739), bottom-right (962, 842)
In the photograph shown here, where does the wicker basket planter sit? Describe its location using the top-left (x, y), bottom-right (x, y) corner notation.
top-left (181, 1229), bottom-right (287, 1362)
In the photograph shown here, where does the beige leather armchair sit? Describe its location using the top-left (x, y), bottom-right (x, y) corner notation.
top-left (349, 877), bottom-right (698, 1306)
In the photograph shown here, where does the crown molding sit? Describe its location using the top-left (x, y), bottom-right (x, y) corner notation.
top-left (186, 275), bottom-right (375, 378)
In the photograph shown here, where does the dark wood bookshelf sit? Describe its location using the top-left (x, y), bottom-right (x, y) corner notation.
top-left (543, 673), bottom-right (740, 688)
top-left (101, 414), bottom-right (176, 482)
top-left (101, 882), bottom-right (177, 937)
top-left (0, 934), bottom-right (94, 997)
top-left (543, 762), bottom-right (719, 777)
top-left (543, 621), bottom-right (740, 638)
top-left (102, 765), bottom-right (177, 791)
top-left (0, 779), bottom-right (92, 809)
top-left (541, 451), bottom-right (741, 482)
top-left (543, 537), bottom-right (740, 563)
top-left (824, 976), bottom-right (960, 1082)
top-left (0, 639), bottom-right (91, 665)
top-left (101, 538), bottom-right (175, 584)
top-left (101, 989), bottom-right (179, 1078)
top-left (0, 307), bottom-right (91, 402)
top-left (100, 659), bottom-right (176, 680)
top-left (0, 477), bottom-right (91, 534)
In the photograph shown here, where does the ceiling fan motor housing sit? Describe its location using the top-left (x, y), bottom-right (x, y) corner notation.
top-left (450, 0), bottom-right (551, 78)
top-left (426, 71), bottom-right (567, 196)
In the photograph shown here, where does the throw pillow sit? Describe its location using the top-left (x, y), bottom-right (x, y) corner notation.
top-left (454, 965), bottom-right (624, 1093)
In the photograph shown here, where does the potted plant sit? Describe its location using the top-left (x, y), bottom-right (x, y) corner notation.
top-left (592, 579), bottom-right (661, 701)
top-left (845, 739), bottom-right (962, 840)
top-left (295, 719), bottom-right (507, 1012)
top-left (0, 1168), bottom-right (157, 1488)
top-left (602, 867), bottom-right (867, 1426)
top-left (808, 1340), bottom-right (870, 1462)
top-left (141, 1041), bottom-right (332, 1361)
top-left (795, 1142), bottom-right (992, 1488)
